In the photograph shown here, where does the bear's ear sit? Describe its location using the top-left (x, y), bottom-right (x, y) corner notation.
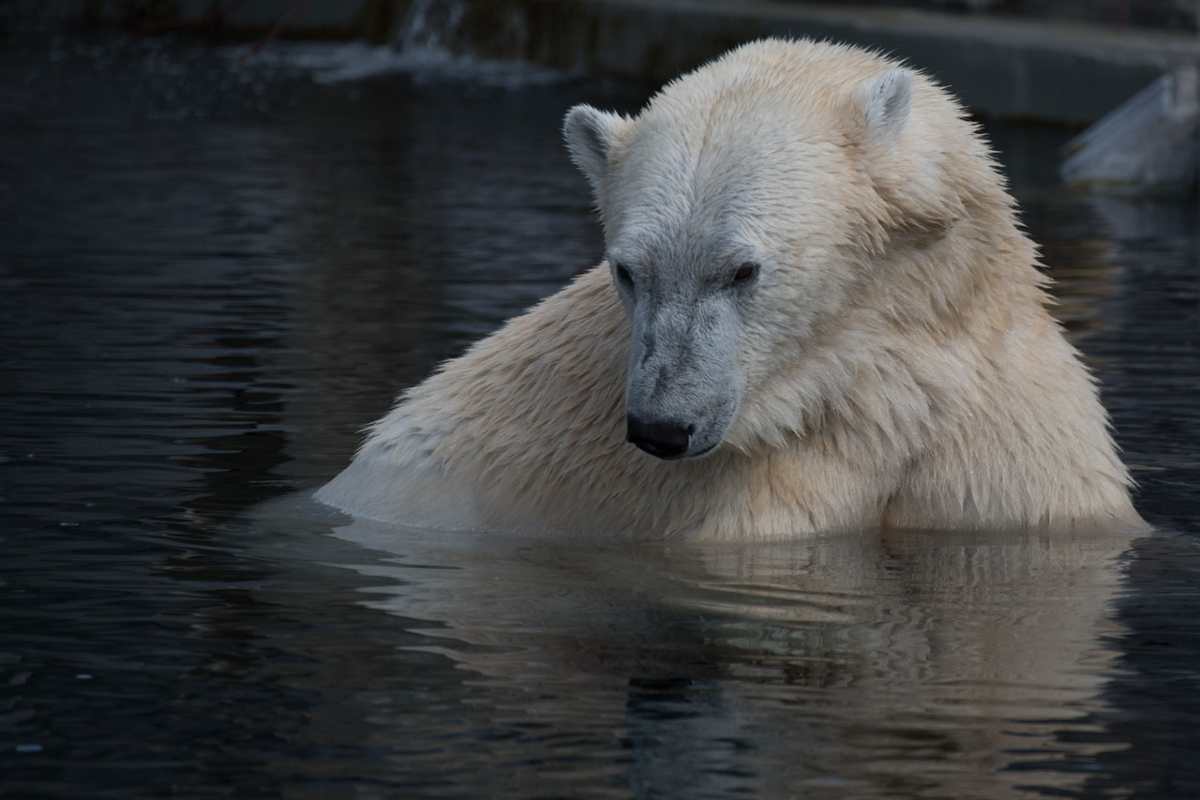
top-left (563, 104), bottom-right (629, 198)
top-left (857, 68), bottom-right (913, 145)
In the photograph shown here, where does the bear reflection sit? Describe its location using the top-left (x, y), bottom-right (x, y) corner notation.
top-left (332, 516), bottom-right (1135, 799)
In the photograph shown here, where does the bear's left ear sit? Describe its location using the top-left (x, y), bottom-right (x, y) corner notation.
top-left (857, 68), bottom-right (913, 145)
top-left (563, 104), bottom-right (630, 200)
top-left (854, 67), bottom-right (960, 233)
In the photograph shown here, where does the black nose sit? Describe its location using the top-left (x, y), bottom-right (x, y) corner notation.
top-left (626, 415), bottom-right (692, 460)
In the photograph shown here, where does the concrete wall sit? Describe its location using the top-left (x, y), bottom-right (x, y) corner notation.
top-left (6, 0), bottom-right (1199, 123)
top-left (515, 0), bottom-right (1199, 123)
top-left (775, 0), bottom-right (1200, 34)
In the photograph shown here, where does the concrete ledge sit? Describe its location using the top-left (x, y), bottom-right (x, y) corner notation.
top-left (517, 0), bottom-right (1200, 123)
top-left (18, 0), bottom-right (1200, 123)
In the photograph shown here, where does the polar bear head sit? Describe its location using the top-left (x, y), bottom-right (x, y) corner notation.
top-left (563, 39), bottom-right (1000, 460)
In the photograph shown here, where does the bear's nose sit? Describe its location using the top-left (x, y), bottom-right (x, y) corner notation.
top-left (626, 415), bottom-right (692, 460)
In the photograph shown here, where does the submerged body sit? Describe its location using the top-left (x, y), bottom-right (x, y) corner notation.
top-left (318, 39), bottom-right (1139, 539)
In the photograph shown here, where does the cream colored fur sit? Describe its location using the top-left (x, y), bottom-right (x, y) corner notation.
top-left (316, 39), bottom-right (1139, 539)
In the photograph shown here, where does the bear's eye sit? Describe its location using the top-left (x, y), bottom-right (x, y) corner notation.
top-left (730, 261), bottom-right (759, 287)
top-left (614, 262), bottom-right (634, 289)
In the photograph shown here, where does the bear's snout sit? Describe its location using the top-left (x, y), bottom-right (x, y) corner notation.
top-left (626, 415), bottom-right (693, 460)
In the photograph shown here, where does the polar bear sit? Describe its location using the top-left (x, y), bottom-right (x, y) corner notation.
top-left (316, 38), bottom-right (1140, 539)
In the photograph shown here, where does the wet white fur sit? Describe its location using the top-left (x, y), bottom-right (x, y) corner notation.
top-left (317, 39), bottom-right (1139, 539)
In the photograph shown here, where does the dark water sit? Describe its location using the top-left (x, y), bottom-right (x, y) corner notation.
top-left (2, 36), bottom-right (1199, 799)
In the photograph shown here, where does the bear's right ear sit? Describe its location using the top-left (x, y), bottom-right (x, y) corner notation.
top-left (562, 104), bottom-right (629, 199)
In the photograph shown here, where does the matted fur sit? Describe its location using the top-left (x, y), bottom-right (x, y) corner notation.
top-left (316, 39), bottom-right (1139, 539)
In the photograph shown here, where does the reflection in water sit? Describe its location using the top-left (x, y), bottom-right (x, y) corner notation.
top-left (1, 34), bottom-right (1198, 800)
top-left (320, 502), bottom-right (1136, 798)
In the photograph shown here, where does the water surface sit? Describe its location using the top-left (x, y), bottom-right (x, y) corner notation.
top-left (2, 36), bottom-right (1199, 799)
